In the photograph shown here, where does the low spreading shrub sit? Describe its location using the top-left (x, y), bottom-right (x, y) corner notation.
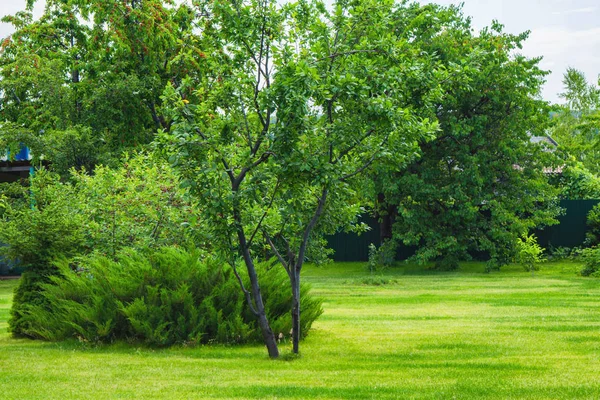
top-left (17, 247), bottom-right (323, 346)
top-left (433, 255), bottom-right (460, 271)
top-left (547, 245), bottom-right (579, 261)
top-left (2, 155), bottom-right (202, 335)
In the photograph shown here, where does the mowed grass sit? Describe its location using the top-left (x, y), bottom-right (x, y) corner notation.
top-left (1, 261), bottom-right (600, 399)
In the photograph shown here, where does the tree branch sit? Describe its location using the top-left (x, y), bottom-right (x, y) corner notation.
top-left (335, 129), bottom-right (374, 163)
top-left (340, 153), bottom-right (378, 182)
top-left (264, 231), bottom-right (291, 277)
top-left (229, 259), bottom-right (259, 316)
top-left (295, 187), bottom-right (328, 272)
top-left (233, 151), bottom-right (273, 188)
top-left (247, 178), bottom-right (281, 248)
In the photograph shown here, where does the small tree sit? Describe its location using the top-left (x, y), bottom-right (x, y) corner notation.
top-left (550, 69), bottom-right (600, 176)
top-left (159, 0), bottom-right (440, 357)
top-left (515, 234), bottom-right (545, 276)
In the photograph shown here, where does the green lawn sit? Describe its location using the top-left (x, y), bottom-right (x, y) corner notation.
top-left (1, 261), bottom-right (600, 399)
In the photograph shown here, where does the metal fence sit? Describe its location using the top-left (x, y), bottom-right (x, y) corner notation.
top-left (327, 200), bottom-right (600, 262)
top-left (536, 200), bottom-right (600, 249)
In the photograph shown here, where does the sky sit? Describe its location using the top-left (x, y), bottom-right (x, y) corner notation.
top-left (0, 0), bottom-right (599, 104)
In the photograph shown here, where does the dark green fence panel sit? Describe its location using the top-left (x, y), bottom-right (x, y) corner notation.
top-left (326, 216), bottom-right (380, 261)
top-left (537, 200), bottom-right (600, 248)
top-left (326, 216), bottom-right (416, 262)
top-left (329, 200), bottom-right (600, 262)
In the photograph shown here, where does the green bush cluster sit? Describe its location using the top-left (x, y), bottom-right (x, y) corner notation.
top-left (1, 155), bottom-right (203, 335)
top-left (17, 247), bottom-right (323, 346)
top-left (586, 203), bottom-right (600, 247)
top-left (367, 240), bottom-right (397, 273)
top-left (515, 234), bottom-right (546, 275)
top-left (546, 245), bottom-right (580, 261)
top-left (580, 246), bottom-right (600, 277)
top-left (1, 171), bottom-right (88, 334)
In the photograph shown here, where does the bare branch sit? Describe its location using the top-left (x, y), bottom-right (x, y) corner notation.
top-left (295, 187), bottom-right (328, 272)
top-left (247, 178), bottom-right (281, 248)
top-left (264, 232), bottom-right (291, 277)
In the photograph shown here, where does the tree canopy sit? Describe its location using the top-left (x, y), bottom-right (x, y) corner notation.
top-left (550, 68), bottom-right (600, 184)
top-left (373, 4), bottom-right (560, 269)
top-left (0, 0), bottom-right (200, 173)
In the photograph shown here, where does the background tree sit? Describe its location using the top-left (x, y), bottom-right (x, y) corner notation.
top-left (550, 68), bottom-right (600, 183)
top-left (0, 0), bottom-right (200, 173)
top-left (159, 0), bottom-right (441, 357)
top-left (374, 4), bottom-right (561, 269)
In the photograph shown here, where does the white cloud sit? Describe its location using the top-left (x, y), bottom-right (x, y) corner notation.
top-left (525, 26), bottom-right (600, 56)
top-left (552, 7), bottom-right (597, 15)
top-left (522, 26), bottom-right (600, 101)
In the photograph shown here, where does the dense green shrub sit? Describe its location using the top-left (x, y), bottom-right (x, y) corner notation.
top-left (69, 154), bottom-right (202, 256)
top-left (434, 255), bottom-right (461, 271)
top-left (17, 247), bottom-right (323, 346)
top-left (1, 154), bottom-right (203, 335)
top-left (586, 203), bottom-right (600, 247)
top-left (0, 170), bottom-right (87, 335)
top-left (547, 245), bottom-right (579, 261)
top-left (580, 246), bottom-right (600, 277)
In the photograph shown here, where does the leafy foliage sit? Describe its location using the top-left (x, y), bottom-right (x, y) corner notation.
top-left (70, 154), bottom-right (200, 256)
top-left (157, 0), bottom-right (440, 355)
top-left (17, 247), bottom-right (322, 346)
top-left (515, 234), bottom-right (545, 275)
top-left (1, 154), bottom-right (200, 335)
top-left (367, 240), bottom-right (397, 273)
top-left (374, 4), bottom-right (560, 268)
top-left (0, 0), bottom-right (201, 172)
top-left (579, 246), bottom-right (600, 277)
top-left (550, 69), bottom-right (600, 177)
top-left (586, 203), bottom-right (600, 246)
top-left (552, 163), bottom-right (600, 200)
top-left (546, 245), bottom-right (580, 261)
top-left (0, 169), bottom-right (87, 335)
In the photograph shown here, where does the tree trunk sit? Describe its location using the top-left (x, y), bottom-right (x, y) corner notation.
top-left (257, 307), bottom-right (280, 358)
top-left (233, 197), bottom-right (279, 359)
top-left (239, 238), bottom-right (279, 359)
top-left (290, 187), bottom-right (329, 355)
top-left (291, 270), bottom-right (301, 354)
top-left (377, 192), bottom-right (397, 244)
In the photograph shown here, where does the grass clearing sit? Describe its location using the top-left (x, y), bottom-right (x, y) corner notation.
top-left (1, 261), bottom-right (600, 399)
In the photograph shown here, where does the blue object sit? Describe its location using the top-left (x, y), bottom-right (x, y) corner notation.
top-left (14, 145), bottom-right (30, 161)
top-left (5, 144), bottom-right (30, 161)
